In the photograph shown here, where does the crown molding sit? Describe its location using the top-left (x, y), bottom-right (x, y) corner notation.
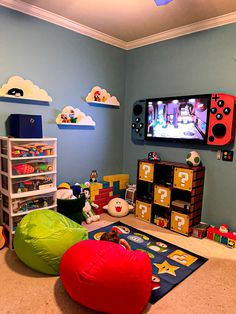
top-left (126, 11), bottom-right (236, 50)
top-left (0, 0), bottom-right (235, 51)
top-left (0, 0), bottom-right (127, 49)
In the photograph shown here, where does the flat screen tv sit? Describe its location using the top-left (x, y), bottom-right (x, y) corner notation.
top-left (145, 94), bottom-right (211, 144)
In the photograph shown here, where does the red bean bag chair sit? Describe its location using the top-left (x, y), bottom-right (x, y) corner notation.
top-left (60, 239), bottom-right (152, 314)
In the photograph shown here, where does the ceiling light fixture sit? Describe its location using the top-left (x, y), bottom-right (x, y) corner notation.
top-left (154, 0), bottom-right (173, 6)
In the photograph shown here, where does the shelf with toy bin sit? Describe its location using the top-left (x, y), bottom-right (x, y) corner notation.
top-left (135, 159), bottom-right (205, 236)
top-left (0, 137), bottom-right (57, 249)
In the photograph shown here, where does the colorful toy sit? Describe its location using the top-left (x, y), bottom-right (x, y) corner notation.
top-left (89, 170), bottom-right (98, 182)
top-left (103, 197), bottom-right (134, 218)
top-left (86, 86), bottom-right (120, 106)
top-left (34, 162), bottom-right (53, 173)
top-left (57, 182), bottom-right (71, 190)
top-left (56, 106), bottom-right (95, 126)
top-left (148, 152), bottom-right (161, 161)
top-left (186, 151), bottom-right (201, 166)
top-left (13, 163), bottom-right (35, 175)
top-left (81, 184), bottom-right (100, 224)
top-left (71, 183), bottom-right (82, 198)
top-left (57, 182), bottom-right (76, 200)
top-left (14, 176), bottom-right (53, 194)
top-left (207, 224), bottom-right (236, 248)
top-left (11, 143), bottom-right (53, 157)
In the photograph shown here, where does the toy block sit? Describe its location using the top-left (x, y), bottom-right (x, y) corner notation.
top-left (98, 180), bottom-right (110, 188)
top-left (99, 187), bottom-right (113, 194)
top-left (90, 182), bottom-right (103, 191)
top-left (214, 233), bottom-right (221, 242)
top-left (113, 181), bottom-right (120, 194)
top-left (103, 174), bottom-right (129, 183)
top-left (221, 236), bottom-right (228, 245)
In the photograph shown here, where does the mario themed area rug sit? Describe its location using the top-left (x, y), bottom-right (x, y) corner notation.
top-left (89, 222), bottom-right (208, 304)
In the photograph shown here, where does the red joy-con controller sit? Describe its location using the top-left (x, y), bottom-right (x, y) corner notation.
top-left (207, 93), bottom-right (236, 146)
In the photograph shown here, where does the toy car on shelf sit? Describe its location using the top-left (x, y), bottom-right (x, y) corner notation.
top-left (148, 152), bottom-right (161, 161)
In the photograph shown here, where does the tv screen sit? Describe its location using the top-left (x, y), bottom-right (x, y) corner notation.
top-left (145, 94), bottom-right (211, 144)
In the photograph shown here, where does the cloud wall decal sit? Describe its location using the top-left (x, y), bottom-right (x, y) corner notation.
top-left (56, 106), bottom-right (95, 126)
top-left (86, 86), bottom-right (120, 106)
top-left (0, 76), bottom-right (52, 102)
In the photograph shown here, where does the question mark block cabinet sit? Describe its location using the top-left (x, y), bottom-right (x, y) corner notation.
top-left (173, 168), bottom-right (193, 191)
top-left (135, 200), bottom-right (152, 222)
top-left (136, 159), bottom-right (205, 236)
top-left (154, 185), bottom-right (171, 207)
top-left (139, 161), bottom-right (154, 182)
top-left (171, 211), bottom-right (190, 236)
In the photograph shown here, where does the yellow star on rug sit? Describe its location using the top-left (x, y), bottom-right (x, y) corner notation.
top-left (154, 260), bottom-right (179, 276)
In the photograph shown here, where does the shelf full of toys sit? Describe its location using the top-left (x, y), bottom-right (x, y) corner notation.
top-left (0, 137), bottom-right (57, 249)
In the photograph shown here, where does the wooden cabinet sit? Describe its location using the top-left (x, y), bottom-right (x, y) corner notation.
top-left (0, 137), bottom-right (57, 249)
top-left (135, 159), bottom-right (205, 236)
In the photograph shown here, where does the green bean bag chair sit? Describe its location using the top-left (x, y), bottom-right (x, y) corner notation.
top-left (14, 209), bottom-right (88, 275)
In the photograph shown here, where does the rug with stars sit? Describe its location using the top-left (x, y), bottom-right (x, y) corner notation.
top-left (88, 221), bottom-right (208, 304)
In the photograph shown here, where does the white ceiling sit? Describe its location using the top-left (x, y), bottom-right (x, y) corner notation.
top-left (1, 0), bottom-right (236, 49)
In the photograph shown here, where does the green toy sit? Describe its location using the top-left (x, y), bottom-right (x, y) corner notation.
top-left (81, 183), bottom-right (100, 224)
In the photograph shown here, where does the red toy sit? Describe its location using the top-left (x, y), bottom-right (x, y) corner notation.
top-left (207, 224), bottom-right (236, 248)
top-left (60, 239), bottom-right (152, 314)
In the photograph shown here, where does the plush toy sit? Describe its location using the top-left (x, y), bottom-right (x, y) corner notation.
top-left (81, 183), bottom-right (100, 224)
top-left (103, 198), bottom-right (134, 218)
top-left (89, 170), bottom-right (98, 182)
top-left (57, 182), bottom-right (76, 200)
top-left (186, 151), bottom-right (201, 166)
top-left (71, 183), bottom-right (82, 198)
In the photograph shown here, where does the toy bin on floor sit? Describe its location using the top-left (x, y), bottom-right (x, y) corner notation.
top-left (57, 195), bottom-right (85, 224)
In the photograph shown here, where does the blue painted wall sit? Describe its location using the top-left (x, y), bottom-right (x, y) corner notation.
top-left (123, 24), bottom-right (236, 230)
top-left (1, 6), bottom-right (236, 230)
top-left (0, 6), bottom-right (125, 184)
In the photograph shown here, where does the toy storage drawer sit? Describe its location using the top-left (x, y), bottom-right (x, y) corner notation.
top-left (11, 159), bottom-right (54, 176)
top-left (10, 174), bottom-right (55, 195)
top-left (11, 140), bottom-right (55, 157)
top-left (10, 193), bottom-right (55, 214)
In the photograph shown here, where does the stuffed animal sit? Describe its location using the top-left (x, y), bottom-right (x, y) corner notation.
top-left (89, 170), bottom-right (98, 182)
top-left (81, 183), bottom-right (100, 224)
top-left (103, 198), bottom-right (134, 218)
top-left (57, 182), bottom-right (76, 200)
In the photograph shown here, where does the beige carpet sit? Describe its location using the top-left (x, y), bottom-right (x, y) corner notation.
top-left (1, 213), bottom-right (236, 314)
